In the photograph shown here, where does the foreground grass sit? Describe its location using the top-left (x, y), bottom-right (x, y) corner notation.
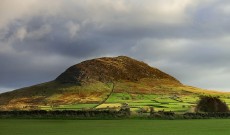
top-left (1, 119), bottom-right (230, 135)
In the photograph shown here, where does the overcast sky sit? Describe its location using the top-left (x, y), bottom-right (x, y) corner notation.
top-left (1, 0), bottom-right (230, 93)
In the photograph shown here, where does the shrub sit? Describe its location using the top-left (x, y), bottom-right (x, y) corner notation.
top-left (196, 96), bottom-right (229, 112)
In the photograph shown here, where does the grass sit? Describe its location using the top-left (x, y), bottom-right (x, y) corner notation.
top-left (40, 104), bottom-right (97, 110)
top-left (96, 103), bottom-right (121, 109)
top-left (0, 81), bottom-right (113, 110)
top-left (103, 93), bottom-right (198, 112)
top-left (37, 92), bottom-right (230, 113)
top-left (35, 92), bottom-right (230, 113)
top-left (1, 119), bottom-right (230, 135)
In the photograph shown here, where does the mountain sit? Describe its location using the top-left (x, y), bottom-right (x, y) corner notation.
top-left (56, 56), bottom-right (180, 84)
top-left (0, 56), bottom-right (227, 111)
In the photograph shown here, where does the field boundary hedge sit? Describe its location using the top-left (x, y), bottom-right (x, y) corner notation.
top-left (2, 110), bottom-right (230, 119)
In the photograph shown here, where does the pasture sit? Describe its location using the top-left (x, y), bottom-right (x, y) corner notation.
top-left (1, 119), bottom-right (230, 135)
top-left (39, 93), bottom-right (230, 113)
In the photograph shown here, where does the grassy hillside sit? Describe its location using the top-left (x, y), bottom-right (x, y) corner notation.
top-left (1, 79), bottom-right (229, 112)
top-left (0, 81), bottom-right (113, 110)
top-left (0, 56), bottom-right (229, 112)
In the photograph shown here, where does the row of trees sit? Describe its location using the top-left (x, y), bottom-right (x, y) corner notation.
top-left (0, 107), bottom-right (130, 119)
top-left (2, 109), bottom-right (230, 119)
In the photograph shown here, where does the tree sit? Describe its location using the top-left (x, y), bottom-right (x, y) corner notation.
top-left (196, 96), bottom-right (229, 112)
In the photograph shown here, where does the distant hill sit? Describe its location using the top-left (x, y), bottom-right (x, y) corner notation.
top-left (0, 56), bottom-right (227, 111)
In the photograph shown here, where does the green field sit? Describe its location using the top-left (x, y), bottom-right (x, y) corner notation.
top-left (38, 93), bottom-right (230, 113)
top-left (38, 93), bottom-right (198, 112)
top-left (1, 119), bottom-right (230, 135)
top-left (102, 93), bottom-right (199, 112)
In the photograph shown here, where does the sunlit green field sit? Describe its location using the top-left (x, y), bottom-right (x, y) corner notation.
top-left (39, 93), bottom-right (230, 113)
top-left (104, 93), bottom-right (230, 112)
top-left (1, 119), bottom-right (230, 135)
top-left (104, 93), bottom-right (199, 112)
top-left (39, 93), bottom-right (198, 112)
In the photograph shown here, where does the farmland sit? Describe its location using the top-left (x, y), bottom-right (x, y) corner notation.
top-left (3, 56), bottom-right (230, 112)
top-left (39, 92), bottom-right (230, 114)
top-left (1, 119), bottom-right (230, 135)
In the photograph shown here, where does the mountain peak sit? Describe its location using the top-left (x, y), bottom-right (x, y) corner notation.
top-left (55, 56), bottom-right (181, 84)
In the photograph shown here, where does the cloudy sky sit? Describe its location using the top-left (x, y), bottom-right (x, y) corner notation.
top-left (1, 0), bottom-right (230, 93)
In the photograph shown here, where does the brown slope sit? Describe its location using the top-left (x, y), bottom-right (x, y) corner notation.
top-left (56, 56), bottom-right (181, 84)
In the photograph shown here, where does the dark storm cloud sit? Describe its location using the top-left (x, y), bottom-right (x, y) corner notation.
top-left (1, 0), bottom-right (230, 92)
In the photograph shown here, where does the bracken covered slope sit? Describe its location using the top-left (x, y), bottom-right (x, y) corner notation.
top-left (56, 56), bottom-right (181, 84)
